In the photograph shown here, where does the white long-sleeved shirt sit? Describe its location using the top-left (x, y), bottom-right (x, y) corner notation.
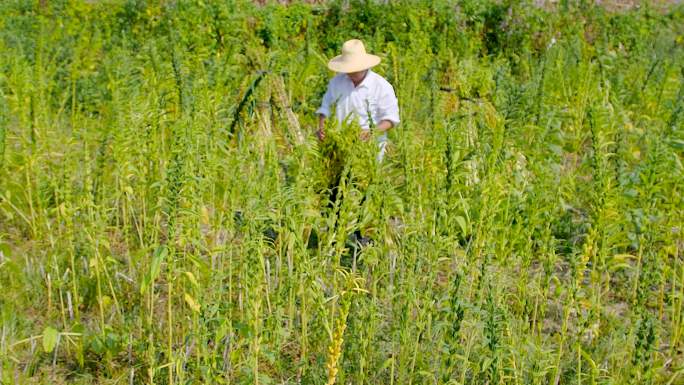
top-left (316, 70), bottom-right (400, 132)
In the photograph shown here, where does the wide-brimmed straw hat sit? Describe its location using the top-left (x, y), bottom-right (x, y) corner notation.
top-left (327, 39), bottom-right (381, 73)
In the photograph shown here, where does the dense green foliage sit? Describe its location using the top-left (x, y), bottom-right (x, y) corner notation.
top-left (1, 0), bottom-right (684, 383)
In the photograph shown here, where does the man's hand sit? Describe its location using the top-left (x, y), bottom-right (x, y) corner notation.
top-left (317, 128), bottom-right (326, 141)
top-left (359, 130), bottom-right (371, 141)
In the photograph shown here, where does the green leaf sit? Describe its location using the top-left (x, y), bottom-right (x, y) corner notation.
top-left (0, 243), bottom-right (10, 257)
top-left (258, 372), bottom-right (274, 384)
top-left (455, 215), bottom-right (468, 236)
top-left (42, 326), bottom-right (59, 353)
top-left (669, 138), bottom-right (684, 150)
top-left (141, 246), bottom-right (167, 295)
top-left (379, 357), bottom-right (394, 372)
top-left (481, 357), bottom-right (493, 371)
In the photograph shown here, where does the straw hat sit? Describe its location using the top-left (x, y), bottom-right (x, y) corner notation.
top-left (327, 39), bottom-right (381, 73)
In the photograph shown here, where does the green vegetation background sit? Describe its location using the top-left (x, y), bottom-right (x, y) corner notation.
top-left (1, 0), bottom-right (683, 384)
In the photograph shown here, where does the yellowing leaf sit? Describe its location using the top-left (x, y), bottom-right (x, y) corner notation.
top-left (100, 295), bottom-right (112, 309)
top-left (184, 271), bottom-right (199, 289)
top-left (58, 203), bottom-right (67, 216)
top-left (608, 254), bottom-right (637, 272)
top-left (200, 206), bottom-right (210, 225)
top-left (184, 293), bottom-right (201, 313)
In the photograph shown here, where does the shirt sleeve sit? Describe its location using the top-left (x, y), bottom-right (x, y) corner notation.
top-left (316, 80), bottom-right (334, 118)
top-left (376, 82), bottom-right (400, 126)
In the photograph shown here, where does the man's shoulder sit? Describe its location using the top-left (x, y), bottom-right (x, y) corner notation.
top-left (368, 71), bottom-right (395, 91)
top-left (330, 73), bottom-right (347, 84)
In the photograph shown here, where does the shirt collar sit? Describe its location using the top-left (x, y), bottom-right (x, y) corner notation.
top-left (347, 70), bottom-right (373, 89)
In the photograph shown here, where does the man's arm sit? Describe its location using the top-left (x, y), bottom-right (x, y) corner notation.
top-left (376, 119), bottom-right (393, 132)
top-left (375, 81), bottom-right (400, 133)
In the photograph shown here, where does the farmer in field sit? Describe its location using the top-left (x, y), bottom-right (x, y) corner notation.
top-left (314, 39), bottom-right (400, 252)
top-left (316, 39), bottom-right (400, 162)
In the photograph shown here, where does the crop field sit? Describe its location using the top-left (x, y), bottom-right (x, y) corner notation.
top-left (1, 0), bottom-right (684, 384)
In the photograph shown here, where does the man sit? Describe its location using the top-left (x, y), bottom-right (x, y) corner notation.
top-left (314, 39), bottom-right (400, 254)
top-left (316, 39), bottom-right (400, 162)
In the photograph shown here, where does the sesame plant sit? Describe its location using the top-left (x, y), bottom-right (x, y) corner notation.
top-left (1, 0), bottom-right (683, 384)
